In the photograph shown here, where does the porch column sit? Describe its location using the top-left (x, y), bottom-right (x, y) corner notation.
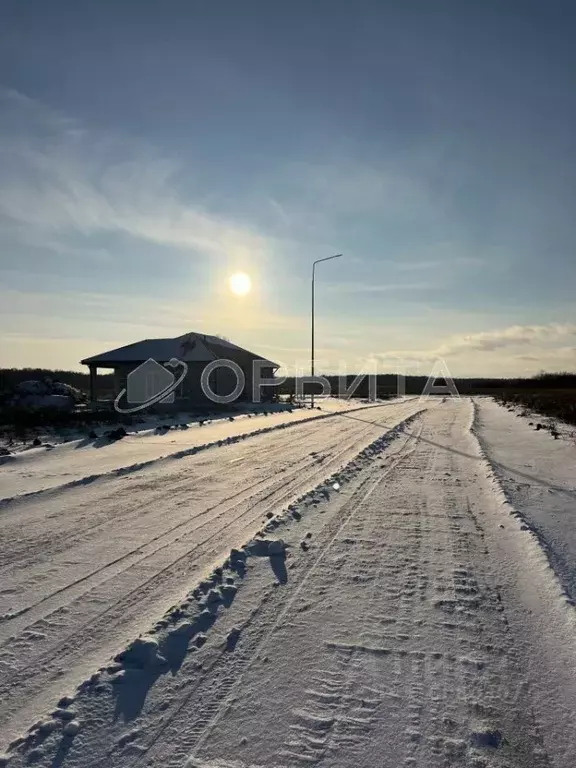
top-left (89, 365), bottom-right (97, 403)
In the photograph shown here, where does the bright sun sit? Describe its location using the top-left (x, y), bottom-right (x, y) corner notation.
top-left (229, 272), bottom-right (252, 296)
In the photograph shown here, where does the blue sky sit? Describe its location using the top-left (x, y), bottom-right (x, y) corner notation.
top-left (1, 0), bottom-right (575, 376)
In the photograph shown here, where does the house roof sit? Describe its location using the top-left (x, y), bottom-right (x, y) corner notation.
top-left (81, 333), bottom-right (278, 370)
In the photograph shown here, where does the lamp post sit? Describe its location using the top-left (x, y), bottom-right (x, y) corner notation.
top-left (311, 254), bottom-right (342, 408)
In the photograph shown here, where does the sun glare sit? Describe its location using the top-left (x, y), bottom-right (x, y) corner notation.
top-left (229, 272), bottom-right (252, 296)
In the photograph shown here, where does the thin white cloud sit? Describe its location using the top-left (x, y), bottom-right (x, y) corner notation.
top-left (283, 160), bottom-right (437, 220)
top-left (514, 347), bottom-right (576, 363)
top-left (0, 89), bottom-right (268, 264)
top-left (514, 354), bottom-right (540, 362)
top-left (377, 350), bottom-right (437, 361)
top-left (248, 156), bottom-right (445, 246)
top-left (393, 256), bottom-right (484, 272)
top-left (372, 323), bottom-right (576, 369)
top-left (323, 281), bottom-right (430, 294)
top-left (437, 323), bottom-right (576, 355)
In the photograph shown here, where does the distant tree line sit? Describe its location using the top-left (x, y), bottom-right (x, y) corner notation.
top-left (1, 367), bottom-right (575, 401)
top-left (278, 371), bottom-right (576, 397)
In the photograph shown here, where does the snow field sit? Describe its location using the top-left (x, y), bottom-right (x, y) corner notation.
top-left (0, 398), bottom-right (425, 752)
top-left (472, 397), bottom-right (576, 604)
top-left (2, 398), bottom-right (576, 767)
top-left (0, 398), bottom-right (411, 501)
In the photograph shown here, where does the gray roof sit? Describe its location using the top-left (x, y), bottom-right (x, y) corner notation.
top-left (81, 333), bottom-right (278, 369)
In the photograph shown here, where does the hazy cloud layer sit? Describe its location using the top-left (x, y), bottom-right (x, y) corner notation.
top-left (374, 324), bottom-right (576, 373)
top-left (1, 84), bottom-right (575, 377)
top-left (437, 323), bottom-right (576, 355)
top-left (0, 89), bottom-right (268, 265)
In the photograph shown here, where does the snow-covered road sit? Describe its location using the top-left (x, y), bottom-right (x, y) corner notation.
top-left (1, 398), bottom-right (575, 768)
top-left (0, 398), bottom-right (423, 749)
top-left (0, 399), bottom-right (402, 500)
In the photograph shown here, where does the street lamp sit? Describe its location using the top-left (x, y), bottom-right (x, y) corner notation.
top-left (311, 254), bottom-right (342, 408)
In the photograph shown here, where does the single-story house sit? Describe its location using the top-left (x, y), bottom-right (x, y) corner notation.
top-left (80, 332), bottom-right (279, 408)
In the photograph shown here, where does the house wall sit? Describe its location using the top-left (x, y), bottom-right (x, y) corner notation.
top-left (246, 366), bottom-right (276, 402)
top-left (111, 361), bottom-right (277, 407)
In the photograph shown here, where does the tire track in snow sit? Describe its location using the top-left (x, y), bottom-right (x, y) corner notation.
top-left (164, 401), bottom-right (556, 768)
top-left (6, 401), bottom-right (573, 767)
top-left (0, 405), bottom-right (411, 631)
top-left (0, 419), bottom-right (339, 576)
top-left (136, 419), bottom-right (423, 768)
top-left (283, 418), bottom-right (434, 767)
top-left (0, 406), bottom-right (411, 577)
top-left (0, 425), bottom-right (332, 625)
top-left (0, 403), bottom-right (424, 741)
top-left (0, 432), bottom-right (324, 572)
top-left (274, 401), bottom-right (553, 768)
top-left (0, 401), bottom-right (409, 508)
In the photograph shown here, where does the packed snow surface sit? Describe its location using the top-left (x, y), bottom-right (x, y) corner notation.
top-left (474, 397), bottom-right (576, 602)
top-left (1, 397), bottom-right (575, 768)
top-left (0, 398), bottom-right (401, 500)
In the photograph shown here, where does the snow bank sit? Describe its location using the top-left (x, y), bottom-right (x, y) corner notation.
top-left (245, 538), bottom-right (286, 557)
top-left (473, 397), bottom-right (576, 605)
top-left (9, 379), bottom-right (85, 410)
top-left (115, 636), bottom-right (165, 669)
